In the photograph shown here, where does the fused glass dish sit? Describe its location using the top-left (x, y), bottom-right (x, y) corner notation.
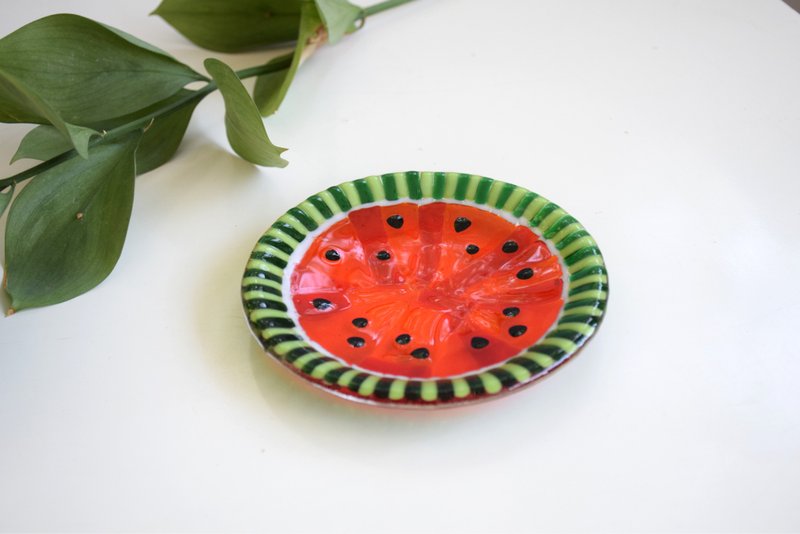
top-left (242, 172), bottom-right (608, 407)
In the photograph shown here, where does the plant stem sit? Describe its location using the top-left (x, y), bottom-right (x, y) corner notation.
top-left (0, 54), bottom-right (293, 191)
top-left (363, 0), bottom-right (417, 17)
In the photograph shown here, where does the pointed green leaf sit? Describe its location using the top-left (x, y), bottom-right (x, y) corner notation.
top-left (0, 14), bottom-right (204, 125)
top-left (153, 0), bottom-right (302, 53)
top-left (12, 90), bottom-right (203, 174)
top-left (0, 67), bottom-right (98, 158)
top-left (4, 131), bottom-right (142, 310)
top-left (314, 0), bottom-right (362, 43)
top-left (0, 184), bottom-right (13, 218)
top-left (204, 58), bottom-right (288, 168)
top-left (253, 3), bottom-right (323, 117)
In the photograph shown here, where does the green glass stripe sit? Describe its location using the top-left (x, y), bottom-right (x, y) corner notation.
top-left (406, 171), bottom-right (423, 199)
top-left (288, 208), bottom-right (318, 231)
top-left (381, 173), bottom-right (398, 201)
top-left (420, 381), bottom-right (437, 402)
top-left (564, 246), bottom-right (602, 266)
top-left (512, 192), bottom-right (538, 217)
top-left (258, 236), bottom-right (294, 255)
top-left (405, 381), bottom-right (422, 401)
top-left (389, 380), bottom-right (406, 400)
top-left (508, 356), bottom-right (545, 374)
top-left (284, 347), bottom-right (315, 364)
top-left (300, 356), bottom-right (333, 375)
top-left (433, 172), bottom-right (446, 199)
top-left (249, 252), bottom-right (287, 269)
top-left (466, 375), bottom-right (485, 395)
top-left (374, 378), bottom-right (394, 399)
top-left (474, 177), bottom-right (493, 204)
top-left (261, 333), bottom-right (301, 348)
top-left (488, 368), bottom-right (517, 388)
top-left (347, 373), bottom-right (370, 393)
top-left (353, 179), bottom-right (374, 203)
top-left (454, 173), bottom-right (471, 200)
top-left (272, 222), bottom-right (305, 242)
top-left (310, 361), bottom-right (342, 380)
top-left (327, 186), bottom-right (351, 211)
top-left (494, 183), bottom-right (516, 209)
top-left (336, 369), bottom-right (360, 387)
top-left (546, 330), bottom-right (587, 344)
top-left (358, 375), bottom-right (380, 396)
top-left (323, 366), bottom-right (349, 384)
top-left (247, 299), bottom-right (287, 312)
top-left (558, 314), bottom-right (601, 327)
top-left (479, 373), bottom-right (503, 394)
top-left (570, 281), bottom-right (609, 296)
top-left (307, 195), bottom-right (333, 219)
top-left (530, 344), bottom-right (568, 360)
top-left (570, 264), bottom-right (607, 281)
top-left (557, 230), bottom-right (590, 250)
top-left (436, 380), bottom-right (455, 401)
top-left (253, 317), bottom-right (294, 329)
top-left (530, 202), bottom-right (559, 227)
top-left (543, 216), bottom-right (577, 239)
top-left (452, 378), bottom-right (470, 398)
top-left (243, 270), bottom-right (282, 284)
top-left (500, 363), bottom-right (531, 383)
top-left (564, 298), bottom-right (606, 311)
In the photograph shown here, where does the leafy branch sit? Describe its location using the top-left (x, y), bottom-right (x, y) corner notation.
top-left (0, 0), bottom-right (415, 314)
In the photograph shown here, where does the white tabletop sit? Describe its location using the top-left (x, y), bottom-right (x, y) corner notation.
top-left (1, 1), bottom-right (799, 532)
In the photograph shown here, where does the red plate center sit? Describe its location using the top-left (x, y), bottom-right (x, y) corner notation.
top-left (290, 202), bottom-right (564, 378)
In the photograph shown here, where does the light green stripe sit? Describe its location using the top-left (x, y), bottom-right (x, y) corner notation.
top-left (420, 381), bottom-right (438, 402)
top-left (336, 369), bottom-right (359, 387)
top-left (246, 260), bottom-right (284, 277)
top-left (539, 337), bottom-right (577, 352)
top-left (560, 236), bottom-right (597, 258)
top-left (273, 340), bottom-right (308, 356)
top-left (317, 190), bottom-right (342, 215)
top-left (486, 180), bottom-right (505, 207)
top-left (260, 327), bottom-right (295, 338)
top-left (389, 380), bottom-right (406, 400)
top-left (572, 273), bottom-right (608, 286)
top-left (443, 172), bottom-right (460, 198)
top-left (557, 322), bottom-right (596, 336)
top-left (292, 352), bottom-right (320, 369)
top-left (243, 280), bottom-right (282, 293)
top-left (522, 196), bottom-right (549, 222)
top-left (563, 305), bottom-right (604, 316)
top-left (392, 172), bottom-right (409, 199)
top-left (247, 308), bottom-right (290, 321)
top-left (464, 174), bottom-right (481, 200)
top-left (568, 255), bottom-right (605, 274)
top-left (358, 375), bottom-right (380, 397)
top-left (340, 182), bottom-right (362, 207)
top-left (310, 361), bottom-right (342, 379)
top-left (242, 277), bottom-right (282, 289)
top-left (568, 289), bottom-right (608, 302)
top-left (278, 214), bottom-right (308, 235)
top-left (527, 352), bottom-right (555, 368)
top-left (419, 172), bottom-right (435, 197)
top-left (539, 208), bottom-right (567, 233)
top-left (265, 228), bottom-right (300, 248)
top-left (298, 200), bottom-right (326, 225)
top-left (253, 244), bottom-right (291, 261)
top-left (479, 373), bottom-right (503, 394)
top-left (366, 175), bottom-right (385, 201)
top-left (503, 188), bottom-right (527, 213)
top-left (501, 363), bottom-right (532, 382)
top-left (452, 378), bottom-right (470, 398)
top-left (550, 222), bottom-right (584, 245)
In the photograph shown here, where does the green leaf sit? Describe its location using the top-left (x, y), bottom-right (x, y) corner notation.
top-left (12, 90), bottom-right (202, 174)
top-left (4, 131), bottom-right (141, 311)
top-left (0, 14), bottom-right (204, 125)
top-left (314, 0), bottom-right (362, 43)
top-left (0, 184), bottom-right (13, 218)
top-left (253, 2), bottom-right (323, 117)
top-left (0, 67), bottom-right (98, 158)
top-left (153, 0), bottom-right (303, 53)
top-left (204, 58), bottom-right (288, 168)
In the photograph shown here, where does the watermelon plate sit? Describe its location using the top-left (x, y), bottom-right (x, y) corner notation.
top-left (242, 172), bottom-right (608, 407)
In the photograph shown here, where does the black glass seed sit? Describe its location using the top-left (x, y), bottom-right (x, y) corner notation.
top-left (517, 268), bottom-right (534, 280)
top-left (503, 307), bottom-right (520, 317)
top-left (376, 250), bottom-right (391, 261)
top-left (347, 336), bottom-right (365, 348)
top-left (411, 347), bottom-right (430, 359)
top-left (471, 337), bottom-right (489, 349)
top-left (312, 298), bottom-right (333, 310)
top-left (466, 244), bottom-right (479, 255)
top-left (325, 249), bottom-right (341, 261)
top-left (396, 334), bottom-right (411, 345)
top-left (502, 240), bottom-right (519, 253)
top-left (454, 216), bottom-right (472, 232)
top-left (352, 317), bottom-right (368, 328)
top-left (509, 325), bottom-right (528, 337)
top-left (386, 215), bottom-right (404, 229)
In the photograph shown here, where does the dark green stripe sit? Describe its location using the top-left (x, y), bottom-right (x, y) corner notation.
top-left (246, 286), bottom-right (282, 300)
top-left (508, 356), bottom-right (545, 374)
top-left (570, 264), bottom-right (607, 281)
top-left (347, 373), bottom-right (370, 392)
top-left (558, 314), bottom-right (601, 328)
top-left (466, 375), bottom-right (485, 395)
top-left (374, 378), bottom-right (394, 399)
top-left (243, 269), bottom-right (282, 284)
top-left (432, 172), bottom-right (446, 199)
top-left (381, 173), bottom-right (398, 200)
top-left (564, 246), bottom-right (601, 266)
top-left (436, 380), bottom-right (454, 402)
top-left (557, 230), bottom-right (590, 250)
top-left (354, 179), bottom-right (374, 203)
top-left (247, 299), bottom-right (287, 312)
top-left (262, 334), bottom-right (301, 348)
top-left (405, 381), bottom-right (422, 401)
top-left (488, 368), bottom-right (518, 388)
top-left (494, 183), bottom-right (516, 209)
top-left (546, 330), bottom-right (587, 345)
top-left (454, 173), bottom-right (471, 200)
top-left (301, 356), bottom-right (333, 374)
top-left (285, 347), bottom-right (315, 364)
top-left (250, 251), bottom-right (288, 269)
top-left (543, 215), bottom-right (577, 239)
top-left (272, 222), bottom-right (305, 242)
top-left (406, 171), bottom-right (422, 199)
top-left (529, 345), bottom-right (568, 360)
top-left (307, 195), bottom-right (333, 219)
top-left (254, 317), bottom-right (295, 329)
top-left (257, 236), bottom-right (294, 255)
top-left (327, 186), bottom-right (352, 211)
top-left (569, 281), bottom-right (608, 296)
top-left (243, 283), bottom-right (283, 293)
top-left (530, 202), bottom-right (559, 227)
top-left (474, 177), bottom-right (493, 205)
top-left (288, 207), bottom-right (318, 231)
top-left (564, 298), bottom-right (606, 311)
top-left (512, 192), bottom-right (538, 217)
top-left (322, 366), bottom-right (349, 384)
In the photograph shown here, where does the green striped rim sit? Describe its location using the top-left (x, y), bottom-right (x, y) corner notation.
top-left (242, 171), bottom-right (608, 407)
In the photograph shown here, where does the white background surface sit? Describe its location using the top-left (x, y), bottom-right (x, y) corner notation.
top-left (1, 0), bottom-right (799, 532)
